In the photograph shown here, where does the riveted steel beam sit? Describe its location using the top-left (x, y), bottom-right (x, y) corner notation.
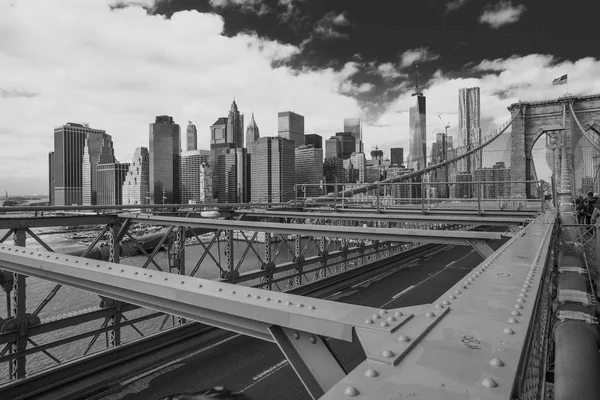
top-left (0, 215), bottom-right (119, 230)
top-left (467, 239), bottom-right (495, 258)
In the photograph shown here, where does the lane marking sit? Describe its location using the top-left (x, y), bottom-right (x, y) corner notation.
top-left (446, 261), bottom-right (456, 267)
top-left (240, 359), bottom-right (289, 392)
top-left (392, 285), bottom-right (415, 299)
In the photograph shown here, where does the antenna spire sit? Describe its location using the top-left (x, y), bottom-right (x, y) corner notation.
top-left (416, 64), bottom-right (419, 93)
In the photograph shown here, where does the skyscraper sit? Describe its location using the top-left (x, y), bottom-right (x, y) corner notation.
top-left (325, 137), bottom-right (341, 159)
top-left (408, 89), bottom-right (427, 171)
top-left (334, 132), bottom-right (357, 160)
top-left (344, 118), bottom-right (363, 153)
top-left (97, 162), bottom-right (129, 205)
top-left (48, 152), bottom-right (54, 205)
top-left (149, 115), bottom-right (180, 204)
top-left (180, 150), bottom-right (212, 204)
top-left (218, 148), bottom-right (250, 203)
top-left (52, 122), bottom-right (107, 206)
top-left (304, 134), bottom-right (323, 149)
top-left (210, 117), bottom-right (229, 145)
top-left (295, 145), bottom-right (324, 198)
top-left (390, 148), bottom-right (404, 166)
top-left (227, 100), bottom-right (244, 148)
top-left (251, 137), bottom-right (295, 203)
top-left (122, 147), bottom-right (150, 205)
top-left (186, 121), bottom-right (198, 151)
top-left (246, 113), bottom-right (260, 150)
top-left (458, 87), bottom-right (481, 173)
top-left (278, 111), bottom-right (305, 148)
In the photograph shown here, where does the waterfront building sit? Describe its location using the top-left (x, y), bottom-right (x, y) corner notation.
top-left (251, 137), bottom-right (295, 203)
top-left (122, 147), bottom-right (150, 205)
top-left (186, 121), bottom-right (198, 151)
top-left (278, 111), bottom-right (305, 148)
top-left (180, 150), bottom-right (211, 204)
top-left (149, 115), bottom-right (180, 204)
top-left (51, 122), bottom-right (107, 206)
top-left (295, 145), bottom-right (324, 198)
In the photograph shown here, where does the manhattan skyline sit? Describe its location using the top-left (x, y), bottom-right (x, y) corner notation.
top-left (1, 0), bottom-right (599, 195)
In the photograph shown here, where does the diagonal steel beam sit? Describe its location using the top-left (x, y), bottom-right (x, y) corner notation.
top-left (466, 239), bottom-right (495, 258)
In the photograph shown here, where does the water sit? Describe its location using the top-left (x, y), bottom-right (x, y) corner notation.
top-left (0, 228), bottom-right (320, 382)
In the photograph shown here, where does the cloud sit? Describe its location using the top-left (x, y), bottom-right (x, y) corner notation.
top-left (313, 11), bottom-right (350, 39)
top-left (400, 47), bottom-right (440, 68)
top-left (0, 88), bottom-right (40, 98)
top-left (445, 0), bottom-right (470, 12)
top-left (479, 1), bottom-right (526, 29)
top-left (277, 0), bottom-right (303, 22)
top-left (109, 0), bottom-right (157, 11)
top-left (209, 0), bottom-right (271, 16)
top-left (375, 63), bottom-right (406, 81)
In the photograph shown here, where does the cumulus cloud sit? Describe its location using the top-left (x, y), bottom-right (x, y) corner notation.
top-left (400, 47), bottom-right (440, 68)
top-left (479, 1), bottom-right (526, 29)
top-left (445, 0), bottom-right (470, 12)
top-left (313, 11), bottom-right (350, 39)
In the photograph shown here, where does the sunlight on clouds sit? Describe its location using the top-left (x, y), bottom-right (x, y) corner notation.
top-left (400, 47), bottom-right (440, 68)
top-left (479, 1), bottom-right (527, 29)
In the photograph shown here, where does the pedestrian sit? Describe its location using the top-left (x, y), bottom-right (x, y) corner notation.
top-left (584, 191), bottom-right (596, 224)
top-left (576, 196), bottom-right (585, 223)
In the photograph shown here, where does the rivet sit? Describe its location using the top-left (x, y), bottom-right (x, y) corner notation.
top-left (398, 335), bottom-right (410, 342)
top-left (297, 303), bottom-right (303, 307)
top-left (489, 358), bottom-right (505, 367)
top-left (481, 377), bottom-right (498, 388)
top-left (449, 295), bottom-right (456, 299)
top-left (96, 264), bottom-right (100, 268)
top-left (435, 303), bottom-right (444, 309)
top-left (503, 327), bottom-right (514, 334)
top-left (344, 386), bottom-right (359, 397)
top-left (255, 294), bottom-right (259, 298)
top-left (120, 269), bottom-right (124, 273)
top-left (293, 332), bottom-right (300, 340)
top-left (85, 262), bottom-right (89, 266)
top-left (523, 284), bottom-right (530, 289)
top-left (380, 321), bottom-right (389, 327)
top-left (387, 316), bottom-right (396, 322)
top-left (230, 290), bottom-right (235, 294)
top-left (149, 275), bottom-right (153, 278)
top-left (286, 301), bottom-right (292, 306)
top-left (365, 318), bottom-right (374, 324)
top-left (246, 293), bottom-right (251, 297)
top-left (74, 260), bottom-right (78, 263)
top-left (467, 278), bottom-right (473, 283)
top-left (454, 290), bottom-right (462, 294)
top-left (55, 256), bottom-right (59, 259)
top-left (511, 310), bottom-right (521, 316)
top-left (164, 277), bottom-right (168, 281)
top-left (518, 293), bottom-right (527, 298)
top-left (309, 336), bottom-right (317, 344)
top-left (471, 274), bottom-right (477, 279)
top-left (266, 297), bottom-right (271, 302)
top-left (379, 309), bottom-right (388, 315)
top-left (309, 305), bottom-right (315, 310)
top-left (517, 298), bottom-right (525, 303)
top-left (47, 255), bottom-right (50, 258)
top-left (508, 317), bottom-right (518, 324)
top-left (514, 304), bottom-right (523, 309)
top-left (373, 314), bottom-right (381, 320)
top-left (365, 369), bottom-right (379, 377)
top-left (394, 311), bottom-right (403, 317)
top-left (277, 299), bottom-right (282, 303)
top-left (425, 311), bottom-right (436, 318)
top-left (463, 285), bottom-right (468, 289)
top-left (382, 350), bottom-right (395, 358)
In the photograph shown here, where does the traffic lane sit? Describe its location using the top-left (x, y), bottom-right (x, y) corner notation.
top-left (116, 241), bottom-right (498, 400)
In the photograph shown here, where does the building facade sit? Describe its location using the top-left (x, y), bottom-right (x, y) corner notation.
top-left (304, 134), bottom-right (323, 149)
top-left (217, 148), bottom-right (250, 203)
top-left (48, 152), bottom-right (54, 206)
top-left (149, 115), bottom-right (180, 204)
top-left (335, 132), bottom-right (356, 160)
top-left (52, 122), bottom-right (107, 206)
top-left (408, 92), bottom-right (427, 170)
top-left (295, 145), bottom-right (324, 198)
top-left (325, 138), bottom-right (341, 159)
top-left (227, 100), bottom-right (244, 148)
top-left (390, 148), bottom-right (404, 166)
top-left (186, 122), bottom-right (197, 151)
top-left (122, 147), bottom-right (150, 205)
top-left (180, 150), bottom-right (212, 204)
top-left (458, 87), bottom-right (481, 173)
top-left (251, 137), bottom-right (295, 203)
top-left (83, 133), bottom-right (116, 205)
top-left (278, 111), bottom-right (305, 148)
top-left (343, 118), bottom-right (363, 153)
top-left (323, 158), bottom-right (345, 193)
top-left (246, 113), bottom-right (260, 151)
top-left (97, 162), bottom-right (129, 205)
top-left (210, 117), bottom-right (229, 145)
top-left (349, 152), bottom-right (366, 183)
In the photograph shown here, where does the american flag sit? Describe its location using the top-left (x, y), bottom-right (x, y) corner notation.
top-left (552, 74), bottom-right (567, 86)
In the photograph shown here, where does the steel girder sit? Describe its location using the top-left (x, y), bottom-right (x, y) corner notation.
top-left (116, 214), bottom-right (502, 246)
top-left (0, 215), bottom-right (119, 230)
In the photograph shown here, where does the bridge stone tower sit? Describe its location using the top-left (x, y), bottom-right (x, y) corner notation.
top-left (508, 94), bottom-right (600, 198)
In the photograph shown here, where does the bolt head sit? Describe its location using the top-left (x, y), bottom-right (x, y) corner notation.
top-left (511, 310), bottom-right (521, 316)
top-left (380, 321), bottom-right (389, 327)
top-left (514, 304), bottom-right (523, 309)
top-left (365, 318), bottom-right (374, 324)
top-left (293, 332), bottom-right (300, 340)
top-left (449, 295), bottom-right (456, 299)
top-left (435, 303), bottom-right (444, 309)
top-left (481, 377), bottom-right (498, 388)
top-left (387, 316), bottom-right (396, 323)
top-left (344, 387), bottom-right (360, 397)
top-left (309, 336), bottom-right (317, 344)
top-left (365, 369), bottom-right (379, 377)
top-left (489, 358), bottom-right (505, 367)
top-left (382, 350), bottom-right (395, 358)
top-left (503, 327), bottom-right (515, 334)
top-left (398, 335), bottom-right (410, 342)
top-left (425, 311), bottom-right (436, 318)
top-left (442, 300), bottom-right (450, 306)
top-left (508, 317), bottom-right (518, 324)
top-left (394, 311), bottom-right (403, 317)
top-left (379, 309), bottom-right (388, 315)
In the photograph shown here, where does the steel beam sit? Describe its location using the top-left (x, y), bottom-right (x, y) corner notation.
top-left (467, 239), bottom-right (495, 258)
top-left (0, 215), bottom-right (118, 230)
top-left (117, 214), bottom-right (502, 246)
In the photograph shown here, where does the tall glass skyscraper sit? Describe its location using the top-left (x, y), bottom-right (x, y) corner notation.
top-left (343, 118), bottom-right (363, 153)
top-left (251, 137), bottom-right (295, 203)
top-left (122, 147), bottom-right (150, 205)
top-left (458, 87), bottom-right (481, 173)
top-left (409, 92), bottom-right (427, 170)
top-left (186, 121), bottom-right (197, 151)
top-left (149, 115), bottom-right (181, 204)
top-left (278, 111), bottom-right (305, 148)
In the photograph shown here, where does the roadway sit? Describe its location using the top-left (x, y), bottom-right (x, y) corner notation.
top-left (93, 237), bottom-right (508, 400)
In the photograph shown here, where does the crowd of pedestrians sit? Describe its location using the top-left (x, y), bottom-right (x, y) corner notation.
top-left (575, 191), bottom-right (600, 224)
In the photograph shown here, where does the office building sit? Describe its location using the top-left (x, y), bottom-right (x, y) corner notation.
top-left (227, 100), bottom-right (244, 148)
top-left (51, 122), bottom-right (107, 206)
top-left (390, 148), bottom-right (404, 166)
top-left (335, 132), bottom-right (356, 160)
top-left (278, 111), bottom-right (304, 148)
top-left (295, 145), bottom-right (324, 198)
top-left (344, 118), bottom-right (363, 153)
top-left (455, 173), bottom-right (473, 198)
top-left (210, 143), bottom-right (235, 201)
top-left (251, 137), bottom-right (295, 203)
top-left (149, 115), bottom-right (181, 204)
top-left (323, 158), bottom-right (345, 193)
top-left (186, 122), bottom-right (198, 151)
top-left (473, 161), bottom-right (511, 199)
top-left (48, 152), bottom-right (54, 206)
top-left (325, 137), bottom-right (341, 159)
top-left (97, 162), bottom-right (129, 205)
top-left (349, 152), bottom-right (366, 183)
top-left (458, 87), bottom-right (481, 172)
top-left (246, 113), bottom-right (260, 150)
top-left (304, 134), bottom-right (322, 149)
top-left (122, 147), bottom-right (150, 205)
top-left (82, 132), bottom-right (115, 205)
top-left (217, 148), bottom-right (250, 203)
top-left (210, 117), bottom-right (229, 145)
top-left (408, 88), bottom-right (426, 170)
top-left (180, 150), bottom-right (211, 204)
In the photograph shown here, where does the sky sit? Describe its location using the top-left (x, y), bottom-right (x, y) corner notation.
top-left (1, 0), bottom-right (600, 195)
